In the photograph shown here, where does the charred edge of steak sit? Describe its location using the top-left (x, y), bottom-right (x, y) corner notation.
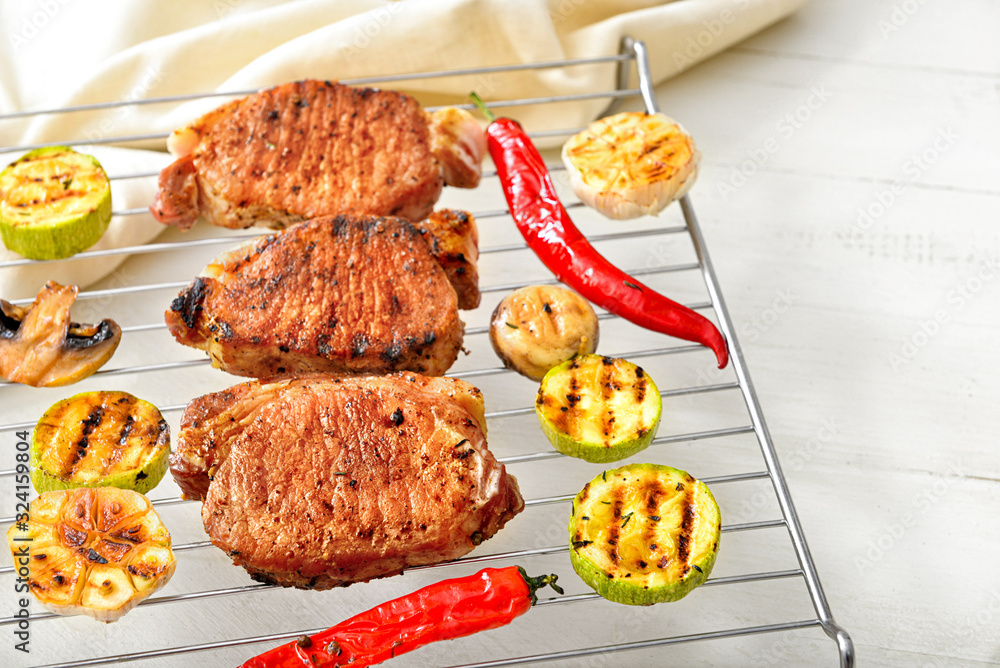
top-left (380, 343), bottom-right (403, 363)
top-left (350, 333), bottom-right (370, 358)
top-left (170, 277), bottom-right (208, 329)
top-left (326, 213), bottom-right (416, 242)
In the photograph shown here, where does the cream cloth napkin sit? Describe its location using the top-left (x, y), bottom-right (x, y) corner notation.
top-left (0, 0), bottom-right (804, 296)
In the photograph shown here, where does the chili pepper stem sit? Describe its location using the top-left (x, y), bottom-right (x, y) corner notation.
top-left (470, 91), bottom-right (497, 123)
top-left (516, 566), bottom-right (563, 605)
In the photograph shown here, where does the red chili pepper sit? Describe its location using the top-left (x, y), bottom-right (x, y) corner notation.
top-left (240, 566), bottom-right (561, 667)
top-left (470, 93), bottom-right (729, 369)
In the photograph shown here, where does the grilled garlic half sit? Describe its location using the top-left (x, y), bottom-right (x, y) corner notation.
top-left (562, 111), bottom-right (700, 220)
top-left (6, 488), bottom-right (176, 623)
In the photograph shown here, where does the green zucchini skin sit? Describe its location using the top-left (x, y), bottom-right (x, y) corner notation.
top-left (535, 355), bottom-right (661, 463)
top-left (30, 391), bottom-right (170, 494)
top-left (569, 463), bottom-right (721, 605)
top-left (0, 146), bottom-right (112, 260)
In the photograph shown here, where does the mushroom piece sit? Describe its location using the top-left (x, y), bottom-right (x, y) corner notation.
top-left (0, 281), bottom-right (121, 387)
top-left (489, 285), bottom-right (599, 381)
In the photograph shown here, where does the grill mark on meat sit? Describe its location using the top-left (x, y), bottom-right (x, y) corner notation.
top-left (317, 334), bottom-right (332, 357)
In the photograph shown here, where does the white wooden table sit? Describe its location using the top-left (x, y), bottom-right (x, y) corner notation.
top-left (1, 1), bottom-right (997, 666)
top-left (663, 0), bottom-right (1000, 665)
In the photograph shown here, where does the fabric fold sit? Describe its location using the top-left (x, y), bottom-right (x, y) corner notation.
top-left (1, 0), bottom-right (804, 148)
top-left (0, 0), bottom-right (804, 294)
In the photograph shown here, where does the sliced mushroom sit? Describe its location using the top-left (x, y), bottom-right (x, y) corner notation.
top-left (0, 281), bottom-right (121, 387)
top-left (489, 285), bottom-right (599, 381)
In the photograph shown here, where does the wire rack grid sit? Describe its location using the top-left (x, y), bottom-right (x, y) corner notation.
top-left (0, 37), bottom-right (853, 667)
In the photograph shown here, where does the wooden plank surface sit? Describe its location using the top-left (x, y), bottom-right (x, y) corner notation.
top-left (658, 0), bottom-right (1000, 664)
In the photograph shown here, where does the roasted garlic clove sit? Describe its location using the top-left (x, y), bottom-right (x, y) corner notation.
top-left (6, 488), bottom-right (176, 622)
top-left (0, 281), bottom-right (121, 387)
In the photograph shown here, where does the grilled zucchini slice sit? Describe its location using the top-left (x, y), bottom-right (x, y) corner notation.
top-left (31, 391), bottom-right (170, 494)
top-left (6, 488), bottom-right (176, 622)
top-left (569, 464), bottom-right (721, 605)
top-left (0, 146), bottom-right (112, 260)
top-left (535, 355), bottom-right (661, 463)
top-left (490, 285), bottom-right (599, 381)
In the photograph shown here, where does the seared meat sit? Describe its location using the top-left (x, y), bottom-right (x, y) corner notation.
top-left (169, 373), bottom-right (523, 589)
top-left (413, 208), bottom-right (480, 310)
top-left (165, 213), bottom-right (476, 378)
top-left (151, 80), bottom-right (486, 231)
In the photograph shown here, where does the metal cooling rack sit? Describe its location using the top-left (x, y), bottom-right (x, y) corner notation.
top-left (0, 38), bottom-right (853, 667)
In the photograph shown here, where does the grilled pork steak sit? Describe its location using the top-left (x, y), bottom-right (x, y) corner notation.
top-left (151, 80), bottom-right (486, 231)
top-left (170, 373), bottom-right (523, 589)
top-left (165, 213), bottom-right (476, 378)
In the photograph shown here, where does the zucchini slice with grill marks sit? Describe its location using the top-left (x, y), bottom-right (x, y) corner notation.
top-left (535, 354), bottom-right (661, 463)
top-left (31, 391), bottom-right (170, 494)
top-left (569, 464), bottom-right (721, 605)
top-left (0, 146), bottom-right (112, 260)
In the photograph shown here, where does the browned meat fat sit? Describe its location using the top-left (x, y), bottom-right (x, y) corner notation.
top-left (170, 373), bottom-right (523, 589)
top-left (413, 208), bottom-right (480, 310)
top-left (165, 214), bottom-right (467, 378)
top-left (151, 80), bottom-right (485, 231)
